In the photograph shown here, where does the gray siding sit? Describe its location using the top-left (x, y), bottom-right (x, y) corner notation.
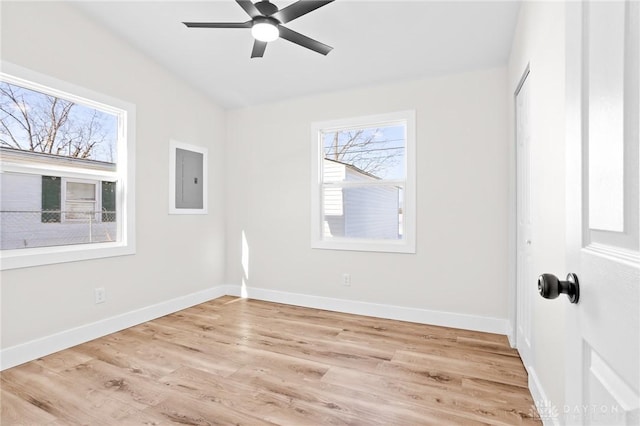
top-left (343, 168), bottom-right (399, 239)
top-left (321, 160), bottom-right (400, 240)
top-left (0, 172), bottom-right (116, 250)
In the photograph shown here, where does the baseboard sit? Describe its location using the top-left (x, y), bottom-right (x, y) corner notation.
top-left (1, 284), bottom-right (510, 371)
top-left (226, 284), bottom-right (509, 335)
top-left (528, 366), bottom-right (562, 426)
top-left (506, 322), bottom-right (516, 348)
top-left (0, 286), bottom-right (230, 371)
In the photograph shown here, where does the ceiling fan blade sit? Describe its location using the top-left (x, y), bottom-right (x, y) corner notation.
top-left (236, 0), bottom-right (261, 18)
top-left (272, 0), bottom-right (334, 24)
top-left (251, 40), bottom-right (268, 58)
top-left (278, 26), bottom-right (333, 55)
top-left (183, 21), bottom-right (252, 29)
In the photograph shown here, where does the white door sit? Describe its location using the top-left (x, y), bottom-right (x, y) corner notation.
top-left (565, 1), bottom-right (639, 424)
top-left (516, 69), bottom-right (534, 370)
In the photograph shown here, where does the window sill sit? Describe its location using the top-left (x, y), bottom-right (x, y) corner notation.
top-left (311, 238), bottom-right (416, 254)
top-left (0, 240), bottom-right (135, 270)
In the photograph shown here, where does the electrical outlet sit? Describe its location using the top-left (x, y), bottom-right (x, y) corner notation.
top-left (95, 287), bottom-right (106, 304)
top-left (342, 273), bottom-right (351, 286)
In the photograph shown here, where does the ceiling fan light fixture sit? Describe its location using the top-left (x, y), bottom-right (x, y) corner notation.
top-left (251, 18), bottom-right (279, 42)
top-left (183, 0), bottom-right (335, 57)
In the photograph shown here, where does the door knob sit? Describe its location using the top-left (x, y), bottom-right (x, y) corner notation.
top-left (538, 273), bottom-right (580, 304)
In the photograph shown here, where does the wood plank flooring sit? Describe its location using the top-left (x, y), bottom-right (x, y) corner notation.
top-left (1, 296), bottom-right (541, 425)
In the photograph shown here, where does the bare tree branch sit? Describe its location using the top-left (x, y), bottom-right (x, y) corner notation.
top-left (0, 84), bottom-right (36, 149)
top-left (0, 82), bottom-right (113, 161)
top-left (324, 128), bottom-right (403, 177)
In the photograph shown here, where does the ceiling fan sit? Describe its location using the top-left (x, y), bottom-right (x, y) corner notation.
top-left (183, 0), bottom-right (335, 58)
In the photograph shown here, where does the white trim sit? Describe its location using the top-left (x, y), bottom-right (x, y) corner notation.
top-left (168, 140), bottom-right (208, 215)
top-left (508, 65), bottom-right (531, 350)
top-left (0, 61), bottom-right (136, 270)
top-left (311, 237), bottom-right (415, 254)
top-left (0, 284), bottom-right (510, 371)
top-left (0, 162), bottom-right (117, 181)
top-left (0, 286), bottom-right (233, 371)
top-left (225, 284), bottom-right (509, 335)
top-left (528, 366), bottom-right (562, 426)
top-left (0, 63), bottom-right (126, 117)
top-left (0, 240), bottom-right (133, 270)
top-left (512, 65), bottom-right (535, 365)
top-left (584, 242), bottom-right (640, 267)
top-left (506, 321), bottom-right (516, 348)
top-left (310, 110), bottom-right (416, 254)
top-left (61, 177), bottom-right (101, 223)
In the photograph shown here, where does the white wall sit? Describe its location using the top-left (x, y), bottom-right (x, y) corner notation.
top-left (507, 0), bottom-right (567, 414)
top-left (226, 68), bottom-right (510, 323)
top-left (0, 2), bottom-right (226, 352)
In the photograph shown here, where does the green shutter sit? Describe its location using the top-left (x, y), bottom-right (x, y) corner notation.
top-left (41, 176), bottom-right (61, 223)
top-left (102, 181), bottom-right (116, 222)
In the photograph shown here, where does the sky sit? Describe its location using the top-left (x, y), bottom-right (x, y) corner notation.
top-left (322, 124), bottom-right (405, 180)
top-left (0, 81), bottom-right (118, 163)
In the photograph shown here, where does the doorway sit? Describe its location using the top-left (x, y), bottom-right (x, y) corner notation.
top-left (515, 67), bottom-right (534, 371)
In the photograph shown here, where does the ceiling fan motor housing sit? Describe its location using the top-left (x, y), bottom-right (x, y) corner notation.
top-left (255, 1), bottom-right (278, 16)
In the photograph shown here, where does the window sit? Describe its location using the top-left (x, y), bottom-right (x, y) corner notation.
top-left (311, 111), bottom-right (416, 253)
top-left (64, 179), bottom-right (98, 222)
top-left (0, 62), bottom-right (135, 269)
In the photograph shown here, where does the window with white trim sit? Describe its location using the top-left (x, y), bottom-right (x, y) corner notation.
top-left (63, 179), bottom-right (99, 222)
top-left (311, 111), bottom-right (416, 253)
top-left (0, 63), bottom-right (135, 269)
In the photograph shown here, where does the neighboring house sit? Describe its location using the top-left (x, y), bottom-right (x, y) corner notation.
top-left (322, 158), bottom-right (400, 240)
top-left (0, 147), bottom-right (117, 250)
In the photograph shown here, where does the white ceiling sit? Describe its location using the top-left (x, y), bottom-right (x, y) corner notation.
top-left (74, 1), bottom-right (521, 109)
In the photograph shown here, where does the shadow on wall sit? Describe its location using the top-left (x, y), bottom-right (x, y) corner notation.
top-left (241, 230), bottom-right (249, 298)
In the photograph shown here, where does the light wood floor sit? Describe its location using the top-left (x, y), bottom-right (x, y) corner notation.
top-left (1, 296), bottom-right (541, 425)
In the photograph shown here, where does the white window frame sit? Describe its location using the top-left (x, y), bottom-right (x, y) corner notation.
top-left (310, 110), bottom-right (416, 253)
top-left (61, 177), bottom-right (101, 223)
top-left (0, 62), bottom-right (136, 270)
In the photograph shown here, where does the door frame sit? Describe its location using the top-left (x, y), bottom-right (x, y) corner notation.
top-left (509, 64), bottom-right (532, 349)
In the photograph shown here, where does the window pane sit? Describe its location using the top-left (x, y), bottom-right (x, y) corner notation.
top-left (322, 184), bottom-right (403, 240)
top-left (1, 69), bottom-right (134, 269)
top-left (0, 173), bottom-right (116, 249)
top-left (0, 78), bottom-right (122, 253)
top-left (322, 124), bottom-right (405, 181)
top-left (312, 111), bottom-right (415, 253)
top-left (0, 81), bottom-right (118, 162)
top-left (66, 182), bottom-right (96, 201)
